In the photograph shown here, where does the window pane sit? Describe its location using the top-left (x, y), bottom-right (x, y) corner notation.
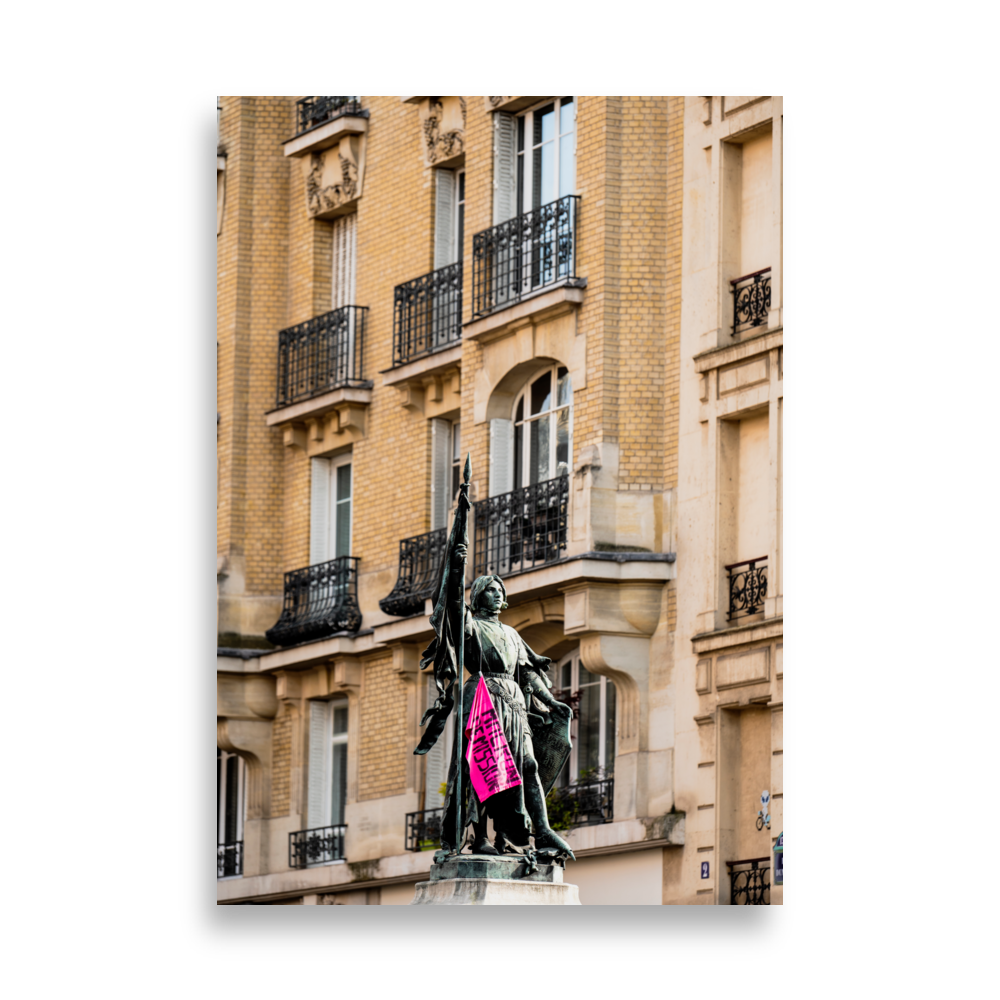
top-left (603, 680), bottom-right (616, 773)
top-left (559, 133), bottom-right (575, 197)
top-left (536, 140), bottom-right (554, 207)
top-left (333, 705), bottom-right (348, 735)
top-left (555, 407), bottom-right (570, 477)
top-left (531, 371), bottom-right (551, 415)
top-left (335, 498), bottom-right (351, 558)
top-left (559, 98), bottom-right (574, 135)
top-left (336, 463), bottom-right (351, 502)
top-left (331, 743), bottom-right (348, 825)
top-left (561, 662), bottom-right (572, 689)
top-left (579, 661), bottom-right (595, 685)
top-left (557, 367), bottom-right (572, 406)
top-left (515, 397), bottom-right (524, 424)
top-left (578, 684), bottom-right (600, 776)
top-left (458, 171), bottom-right (465, 201)
top-left (517, 114), bottom-right (525, 153)
top-left (225, 754), bottom-right (239, 844)
top-left (530, 416), bottom-right (549, 484)
top-left (452, 423), bottom-right (461, 461)
top-left (537, 104), bottom-right (555, 144)
top-left (514, 422), bottom-right (523, 490)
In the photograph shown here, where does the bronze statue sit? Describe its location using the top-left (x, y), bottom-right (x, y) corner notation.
top-left (414, 456), bottom-right (576, 860)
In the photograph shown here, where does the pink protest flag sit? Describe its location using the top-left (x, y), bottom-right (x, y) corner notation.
top-left (464, 675), bottom-right (522, 802)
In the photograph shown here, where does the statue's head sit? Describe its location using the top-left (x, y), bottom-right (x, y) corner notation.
top-left (470, 574), bottom-right (508, 613)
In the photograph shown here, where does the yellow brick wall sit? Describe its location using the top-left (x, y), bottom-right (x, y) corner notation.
top-left (270, 706), bottom-right (293, 817)
top-left (357, 654), bottom-right (409, 800)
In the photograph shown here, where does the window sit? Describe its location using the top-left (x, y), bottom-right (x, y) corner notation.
top-left (307, 699), bottom-right (349, 839)
top-left (423, 674), bottom-right (453, 810)
top-left (310, 452), bottom-right (352, 564)
top-left (512, 365), bottom-right (572, 489)
top-left (516, 98), bottom-right (575, 212)
top-left (433, 169), bottom-right (465, 269)
top-left (331, 213), bottom-right (357, 310)
top-left (217, 747), bottom-right (245, 852)
top-left (551, 650), bottom-right (616, 786)
top-left (430, 420), bottom-right (460, 531)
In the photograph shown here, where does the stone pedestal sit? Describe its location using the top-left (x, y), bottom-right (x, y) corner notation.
top-left (410, 853), bottom-right (581, 905)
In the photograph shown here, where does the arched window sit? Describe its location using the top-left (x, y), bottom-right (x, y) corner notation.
top-left (512, 364), bottom-right (572, 489)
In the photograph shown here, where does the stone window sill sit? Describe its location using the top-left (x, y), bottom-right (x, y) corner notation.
top-left (282, 114), bottom-right (368, 159)
top-left (463, 279), bottom-right (586, 345)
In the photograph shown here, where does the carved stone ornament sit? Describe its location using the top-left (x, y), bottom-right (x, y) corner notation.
top-left (485, 96), bottom-right (510, 110)
top-left (300, 134), bottom-right (366, 219)
top-left (419, 96), bottom-right (466, 166)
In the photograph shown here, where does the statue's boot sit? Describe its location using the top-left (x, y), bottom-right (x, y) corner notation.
top-left (470, 817), bottom-right (498, 855)
top-left (523, 777), bottom-right (576, 860)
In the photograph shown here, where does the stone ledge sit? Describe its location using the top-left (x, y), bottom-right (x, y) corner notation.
top-left (462, 281), bottom-right (586, 345)
top-left (691, 615), bottom-right (783, 655)
top-left (265, 385), bottom-right (373, 427)
top-left (380, 342), bottom-right (462, 385)
top-left (282, 115), bottom-right (368, 158)
top-left (693, 328), bottom-right (782, 374)
top-left (411, 877), bottom-right (579, 905)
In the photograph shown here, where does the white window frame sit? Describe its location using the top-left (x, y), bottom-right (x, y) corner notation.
top-left (551, 649), bottom-right (616, 785)
top-left (512, 364), bottom-right (573, 489)
top-left (217, 747), bottom-right (246, 846)
top-left (307, 698), bottom-right (349, 845)
top-left (329, 452), bottom-right (352, 559)
top-left (516, 97), bottom-right (576, 213)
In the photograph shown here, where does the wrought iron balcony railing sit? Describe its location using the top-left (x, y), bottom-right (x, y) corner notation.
top-left (275, 305), bottom-right (369, 409)
top-left (471, 195), bottom-right (582, 319)
top-left (730, 268), bottom-right (771, 336)
top-left (217, 841), bottom-right (242, 879)
top-left (265, 556), bottom-right (362, 647)
top-left (392, 263), bottom-right (462, 366)
top-left (405, 807), bottom-right (446, 852)
top-left (547, 776), bottom-right (614, 827)
top-left (289, 825), bottom-right (347, 869)
top-left (296, 97), bottom-right (362, 136)
top-left (472, 475), bottom-right (569, 579)
top-left (379, 528), bottom-right (447, 618)
top-left (727, 857), bottom-right (770, 904)
top-left (725, 557), bottom-right (767, 622)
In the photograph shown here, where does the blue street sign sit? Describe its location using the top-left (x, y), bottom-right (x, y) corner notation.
top-left (701, 861), bottom-right (710, 879)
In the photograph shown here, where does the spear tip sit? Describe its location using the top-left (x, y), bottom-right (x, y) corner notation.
top-left (463, 452), bottom-right (472, 484)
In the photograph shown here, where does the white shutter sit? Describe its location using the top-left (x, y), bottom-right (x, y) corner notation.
top-left (310, 457), bottom-right (331, 564)
top-left (434, 170), bottom-right (455, 270)
top-left (493, 113), bottom-right (517, 224)
top-left (424, 676), bottom-right (445, 809)
top-left (489, 418), bottom-right (514, 496)
top-left (430, 419), bottom-right (451, 530)
top-left (307, 700), bottom-right (331, 829)
top-left (332, 214), bottom-right (357, 309)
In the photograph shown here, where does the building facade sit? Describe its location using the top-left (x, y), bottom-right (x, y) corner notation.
top-left (216, 95), bottom-right (781, 904)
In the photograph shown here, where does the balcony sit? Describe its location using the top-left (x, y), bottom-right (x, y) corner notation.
top-left (546, 776), bottom-right (614, 828)
top-left (725, 557), bottom-right (767, 623)
top-left (471, 195), bottom-right (582, 320)
top-left (275, 306), bottom-right (369, 409)
top-left (405, 807), bottom-right (445, 852)
top-left (392, 263), bottom-right (462, 367)
top-left (265, 556), bottom-right (362, 647)
top-left (217, 841), bottom-right (242, 879)
top-left (472, 475), bottom-right (569, 579)
top-left (727, 857), bottom-right (770, 904)
top-left (379, 528), bottom-right (447, 618)
top-left (730, 268), bottom-right (771, 337)
top-left (289, 825), bottom-right (347, 868)
top-left (296, 97), bottom-right (362, 137)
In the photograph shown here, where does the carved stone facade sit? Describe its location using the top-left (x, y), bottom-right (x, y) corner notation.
top-left (417, 96), bottom-right (466, 166)
top-left (302, 135), bottom-right (365, 219)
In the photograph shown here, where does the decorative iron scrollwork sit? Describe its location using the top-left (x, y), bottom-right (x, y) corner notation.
top-left (726, 858), bottom-right (770, 904)
top-left (730, 268), bottom-right (771, 336)
top-left (471, 196), bottom-right (582, 319)
top-left (472, 475), bottom-right (569, 580)
top-left (296, 97), bottom-right (362, 136)
top-left (288, 825), bottom-right (347, 868)
top-left (275, 306), bottom-right (370, 408)
top-left (217, 841), bottom-right (242, 879)
top-left (265, 556), bottom-right (362, 647)
top-left (725, 557), bottom-right (767, 622)
top-left (379, 528), bottom-right (448, 618)
top-left (405, 808), bottom-right (446, 851)
top-left (392, 264), bottom-right (462, 367)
